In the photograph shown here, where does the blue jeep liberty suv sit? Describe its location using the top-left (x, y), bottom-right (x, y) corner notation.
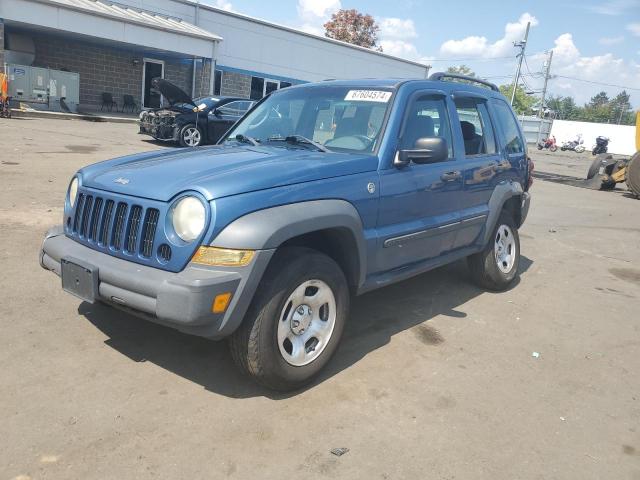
top-left (40, 73), bottom-right (532, 391)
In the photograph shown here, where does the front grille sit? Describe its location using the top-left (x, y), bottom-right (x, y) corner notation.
top-left (70, 194), bottom-right (161, 260)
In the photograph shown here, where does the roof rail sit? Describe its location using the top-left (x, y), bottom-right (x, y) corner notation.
top-left (428, 72), bottom-right (499, 92)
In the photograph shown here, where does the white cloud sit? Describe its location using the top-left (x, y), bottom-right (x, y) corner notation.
top-left (212, 0), bottom-right (233, 11)
top-left (295, 0), bottom-right (341, 37)
top-left (627, 22), bottom-right (640, 36)
top-left (598, 35), bottom-right (624, 45)
top-left (546, 32), bottom-right (640, 105)
top-left (297, 0), bottom-right (341, 23)
top-left (379, 40), bottom-right (420, 58)
top-left (588, 0), bottom-right (639, 15)
top-left (378, 18), bottom-right (417, 40)
top-left (439, 13), bottom-right (538, 58)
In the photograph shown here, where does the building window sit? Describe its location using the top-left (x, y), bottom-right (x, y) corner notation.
top-left (214, 70), bottom-right (222, 96)
top-left (250, 76), bottom-right (294, 100)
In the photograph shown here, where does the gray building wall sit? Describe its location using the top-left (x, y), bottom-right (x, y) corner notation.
top-left (29, 32), bottom-right (205, 111)
top-left (219, 70), bottom-right (250, 98)
top-left (0, 19), bottom-right (5, 71)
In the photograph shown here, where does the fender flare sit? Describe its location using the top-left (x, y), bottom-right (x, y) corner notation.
top-left (211, 199), bottom-right (368, 287)
top-left (482, 180), bottom-right (524, 245)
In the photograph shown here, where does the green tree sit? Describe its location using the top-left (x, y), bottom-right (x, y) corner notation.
top-left (446, 65), bottom-right (476, 77)
top-left (499, 83), bottom-right (537, 115)
top-left (588, 91), bottom-right (610, 108)
top-left (546, 95), bottom-right (578, 120)
top-left (611, 91), bottom-right (633, 124)
top-left (324, 9), bottom-right (381, 50)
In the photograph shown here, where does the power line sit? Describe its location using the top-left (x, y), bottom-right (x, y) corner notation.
top-left (426, 51), bottom-right (547, 63)
top-left (552, 75), bottom-right (640, 92)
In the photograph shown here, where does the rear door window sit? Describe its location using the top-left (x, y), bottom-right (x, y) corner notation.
top-left (453, 97), bottom-right (496, 156)
top-left (492, 99), bottom-right (525, 154)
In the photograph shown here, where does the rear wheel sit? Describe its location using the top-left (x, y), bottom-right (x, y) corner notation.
top-left (468, 211), bottom-right (520, 291)
top-left (625, 152), bottom-right (640, 196)
top-left (575, 145), bottom-right (585, 153)
top-left (178, 124), bottom-right (203, 147)
top-left (229, 247), bottom-right (349, 391)
top-left (587, 157), bottom-right (602, 179)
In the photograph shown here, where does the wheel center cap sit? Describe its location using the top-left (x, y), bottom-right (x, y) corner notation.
top-left (291, 304), bottom-right (313, 335)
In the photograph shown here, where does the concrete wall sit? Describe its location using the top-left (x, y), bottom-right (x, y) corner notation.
top-left (550, 120), bottom-right (636, 156)
top-left (30, 33), bottom-right (199, 111)
top-left (112, 0), bottom-right (430, 83)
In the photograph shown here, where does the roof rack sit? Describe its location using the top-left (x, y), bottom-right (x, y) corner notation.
top-left (428, 72), bottom-right (499, 92)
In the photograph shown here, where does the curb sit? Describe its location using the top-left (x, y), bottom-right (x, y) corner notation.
top-left (10, 109), bottom-right (138, 124)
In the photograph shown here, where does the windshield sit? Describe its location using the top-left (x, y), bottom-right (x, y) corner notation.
top-left (223, 86), bottom-right (394, 153)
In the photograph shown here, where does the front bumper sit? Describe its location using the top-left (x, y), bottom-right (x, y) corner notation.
top-left (40, 226), bottom-right (274, 339)
top-left (138, 122), bottom-right (178, 141)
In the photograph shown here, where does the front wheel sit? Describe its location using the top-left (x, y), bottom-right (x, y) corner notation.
top-left (178, 124), bottom-right (203, 147)
top-left (229, 247), bottom-right (349, 391)
top-left (575, 145), bottom-right (585, 153)
top-left (549, 145), bottom-right (557, 152)
top-left (468, 212), bottom-right (520, 291)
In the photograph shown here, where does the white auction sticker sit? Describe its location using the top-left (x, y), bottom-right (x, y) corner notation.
top-left (344, 90), bottom-right (392, 102)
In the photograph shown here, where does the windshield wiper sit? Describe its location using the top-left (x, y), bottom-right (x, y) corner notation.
top-left (267, 135), bottom-right (330, 152)
top-left (233, 134), bottom-right (260, 146)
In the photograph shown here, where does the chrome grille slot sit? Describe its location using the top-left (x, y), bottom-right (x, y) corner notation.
top-left (111, 202), bottom-right (128, 250)
top-left (99, 200), bottom-right (114, 246)
top-left (140, 208), bottom-right (160, 258)
top-left (72, 194), bottom-right (85, 233)
top-left (80, 195), bottom-right (93, 237)
top-left (89, 197), bottom-right (103, 242)
top-left (125, 206), bottom-right (143, 254)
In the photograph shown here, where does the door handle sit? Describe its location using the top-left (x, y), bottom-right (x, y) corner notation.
top-left (441, 170), bottom-right (462, 182)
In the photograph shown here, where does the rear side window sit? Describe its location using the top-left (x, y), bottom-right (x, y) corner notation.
top-left (492, 100), bottom-right (524, 154)
top-left (454, 97), bottom-right (496, 156)
top-left (400, 95), bottom-right (453, 158)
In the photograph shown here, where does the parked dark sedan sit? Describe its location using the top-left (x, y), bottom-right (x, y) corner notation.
top-left (139, 79), bottom-right (254, 147)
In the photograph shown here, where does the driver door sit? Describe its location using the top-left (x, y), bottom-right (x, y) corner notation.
top-left (375, 92), bottom-right (463, 273)
top-left (208, 101), bottom-right (253, 143)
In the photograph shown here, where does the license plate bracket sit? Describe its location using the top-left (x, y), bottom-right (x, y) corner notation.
top-left (61, 257), bottom-right (99, 303)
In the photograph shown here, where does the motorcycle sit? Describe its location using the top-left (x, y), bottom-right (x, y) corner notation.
top-left (560, 134), bottom-right (585, 153)
top-left (537, 136), bottom-right (557, 152)
top-left (592, 136), bottom-right (609, 155)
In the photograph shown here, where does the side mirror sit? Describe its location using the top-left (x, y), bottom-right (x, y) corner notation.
top-left (396, 137), bottom-right (448, 166)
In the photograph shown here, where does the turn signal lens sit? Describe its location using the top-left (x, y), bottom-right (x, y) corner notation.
top-left (212, 292), bottom-right (232, 313)
top-left (191, 246), bottom-right (255, 267)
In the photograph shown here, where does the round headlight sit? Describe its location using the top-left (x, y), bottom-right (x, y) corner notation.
top-left (172, 196), bottom-right (206, 242)
top-left (68, 177), bottom-right (79, 208)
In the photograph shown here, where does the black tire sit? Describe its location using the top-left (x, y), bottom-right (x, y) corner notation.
top-left (229, 247), bottom-right (349, 391)
top-left (467, 211), bottom-right (520, 291)
top-left (549, 145), bottom-right (557, 152)
top-left (178, 124), bottom-right (203, 147)
top-left (561, 146), bottom-right (567, 151)
top-left (625, 152), bottom-right (640, 196)
top-left (537, 144), bottom-right (543, 150)
top-left (587, 157), bottom-right (602, 179)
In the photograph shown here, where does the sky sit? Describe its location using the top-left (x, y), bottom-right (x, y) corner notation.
top-left (207, 0), bottom-right (640, 108)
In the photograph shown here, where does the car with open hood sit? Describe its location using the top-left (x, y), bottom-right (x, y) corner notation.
top-left (138, 78), bottom-right (254, 147)
top-left (41, 74), bottom-right (532, 391)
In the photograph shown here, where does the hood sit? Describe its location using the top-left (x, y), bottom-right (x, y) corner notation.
top-left (79, 146), bottom-right (379, 202)
top-left (152, 78), bottom-right (194, 107)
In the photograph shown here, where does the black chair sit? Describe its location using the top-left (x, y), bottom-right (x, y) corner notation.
top-left (100, 92), bottom-right (117, 111)
top-left (121, 95), bottom-right (138, 113)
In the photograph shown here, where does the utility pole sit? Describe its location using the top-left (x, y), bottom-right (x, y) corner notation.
top-left (538, 49), bottom-right (553, 118)
top-left (510, 22), bottom-right (530, 106)
top-left (536, 49), bottom-right (553, 145)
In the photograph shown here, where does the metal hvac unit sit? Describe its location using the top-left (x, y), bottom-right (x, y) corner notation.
top-left (7, 64), bottom-right (80, 112)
